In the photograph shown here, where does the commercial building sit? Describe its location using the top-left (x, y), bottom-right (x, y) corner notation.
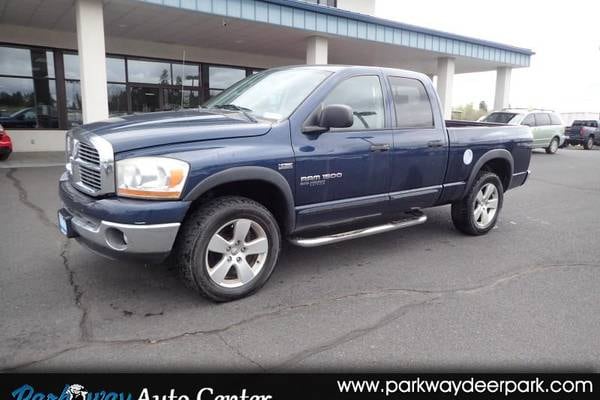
top-left (0, 0), bottom-right (533, 152)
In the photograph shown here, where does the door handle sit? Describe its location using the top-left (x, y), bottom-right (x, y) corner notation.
top-left (427, 140), bottom-right (444, 148)
top-left (370, 143), bottom-right (391, 152)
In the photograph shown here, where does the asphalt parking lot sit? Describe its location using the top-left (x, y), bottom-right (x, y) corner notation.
top-left (1, 147), bottom-right (599, 372)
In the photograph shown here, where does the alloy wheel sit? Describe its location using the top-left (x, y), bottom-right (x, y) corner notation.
top-left (473, 183), bottom-right (499, 229)
top-left (205, 218), bottom-right (269, 288)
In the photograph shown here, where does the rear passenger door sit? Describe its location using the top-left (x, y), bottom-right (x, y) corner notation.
top-left (387, 76), bottom-right (448, 212)
top-left (533, 113), bottom-right (553, 147)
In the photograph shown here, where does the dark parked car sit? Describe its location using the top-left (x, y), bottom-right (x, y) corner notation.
top-left (565, 120), bottom-right (599, 150)
top-left (0, 124), bottom-right (12, 161)
top-left (58, 65), bottom-right (532, 301)
top-left (0, 107), bottom-right (59, 129)
top-left (0, 108), bottom-right (38, 128)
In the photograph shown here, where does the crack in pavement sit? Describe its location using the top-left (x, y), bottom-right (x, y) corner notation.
top-left (60, 240), bottom-right (91, 341)
top-left (272, 296), bottom-right (442, 369)
top-left (272, 262), bottom-right (600, 368)
top-left (1, 345), bottom-right (89, 372)
top-left (5, 168), bottom-right (92, 347)
top-left (5, 168), bottom-right (58, 230)
top-left (216, 333), bottom-right (265, 371)
top-left (3, 262), bottom-right (599, 372)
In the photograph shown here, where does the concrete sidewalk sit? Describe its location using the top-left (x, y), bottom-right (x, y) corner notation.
top-left (0, 152), bottom-right (65, 169)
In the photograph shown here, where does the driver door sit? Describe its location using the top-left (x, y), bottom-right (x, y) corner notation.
top-left (292, 74), bottom-right (392, 230)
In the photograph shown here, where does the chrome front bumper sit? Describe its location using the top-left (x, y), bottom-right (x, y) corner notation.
top-left (64, 208), bottom-right (180, 263)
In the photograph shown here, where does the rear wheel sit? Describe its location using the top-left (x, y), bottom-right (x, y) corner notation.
top-left (451, 171), bottom-right (503, 236)
top-left (174, 196), bottom-right (281, 302)
top-left (0, 153), bottom-right (9, 161)
top-left (584, 136), bottom-right (594, 150)
top-left (545, 137), bottom-right (559, 154)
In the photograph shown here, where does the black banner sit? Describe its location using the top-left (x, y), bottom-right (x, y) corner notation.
top-left (1, 374), bottom-right (598, 400)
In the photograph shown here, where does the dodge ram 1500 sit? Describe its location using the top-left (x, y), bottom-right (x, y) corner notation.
top-left (58, 65), bottom-right (532, 301)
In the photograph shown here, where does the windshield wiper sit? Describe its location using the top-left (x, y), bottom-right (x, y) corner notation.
top-left (212, 104), bottom-right (257, 122)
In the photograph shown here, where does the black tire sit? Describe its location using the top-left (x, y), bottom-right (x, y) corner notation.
top-left (545, 137), bottom-right (559, 154)
top-left (0, 152), bottom-right (9, 161)
top-left (174, 196), bottom-right (281, 302)
top-left (451, 171), bottom-right (504, 236)
top-left (584, 136), bottom-right (594, 150)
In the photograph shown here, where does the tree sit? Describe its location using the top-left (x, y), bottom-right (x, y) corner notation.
top-left (453, 102), bottom-right (488, 121)
top-left (479, 101), bottom-right (488, 113)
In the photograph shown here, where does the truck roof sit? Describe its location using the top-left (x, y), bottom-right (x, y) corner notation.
top-left (499, 108), bottom-right (556, 114)
top-left (273, 64), bottom-right (430, 81)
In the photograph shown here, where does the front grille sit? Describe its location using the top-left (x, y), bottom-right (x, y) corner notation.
top-left (78, 142), bottom-right (100, 165)
top-left (67, 130), bottom-right (115, 196)
top-left (79, 164), bottom-right (102, 191)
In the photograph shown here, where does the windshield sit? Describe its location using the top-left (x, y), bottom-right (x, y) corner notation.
top-left (203, 69), bottom-right (331, 121)
top-left (572, 120), bottom-right (597, 127)
top-left (482, 112), bottom-right (518, 124)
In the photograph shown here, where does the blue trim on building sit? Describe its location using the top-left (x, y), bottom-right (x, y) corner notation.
top-left (137, 0), bottom-right (533, 67)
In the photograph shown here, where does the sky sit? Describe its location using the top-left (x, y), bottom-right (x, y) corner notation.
top-left (375, 0), bottom-right (600, 113)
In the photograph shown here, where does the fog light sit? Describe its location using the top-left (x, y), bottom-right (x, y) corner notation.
top-left (105, 227), bottom-right (128, 251)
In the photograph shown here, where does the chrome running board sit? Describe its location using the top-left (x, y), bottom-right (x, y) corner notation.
top-left (289, 212), bottom-right (427, 247)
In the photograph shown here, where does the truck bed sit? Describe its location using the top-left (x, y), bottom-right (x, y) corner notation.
top-left (445, 120), bottom-right (507, 127)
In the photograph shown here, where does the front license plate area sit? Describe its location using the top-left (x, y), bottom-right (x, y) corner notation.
top-left (58, 209), bottom-right (78, 238)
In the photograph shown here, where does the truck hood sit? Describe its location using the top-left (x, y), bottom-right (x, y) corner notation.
top-left (74, 110), bottom-right (272, 153)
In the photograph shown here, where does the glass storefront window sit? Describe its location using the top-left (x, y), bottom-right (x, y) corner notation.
top-left (107, 58), bottom-right (126, 83)
top-left (65, 81), bottom-right (82, 127)
top-left (64, 54), bottom-right (125, 83)
top-left (108, 84), bottom-right (128, 116)
top-left (0, 77), bottom-right (35, 120)
top-left (0, 77), bottom-right (57, 128)
top-left (128, 59), bottom-right (172, 84)
top-left (0, 47), bottom-right (33, 76)
top-left (131, 86), bottom-right (160, 113)
top-left (208, 66), bottom-right (246, 96)
top-left (1, 44), bottom-right (258, 128)
top-left (31, 50), bottom-right (55, 79)
top-left (163, 89), bottom-right (200, 110)
top-left (172, 64), bottom-right (200, 87)
top-left (63, 53), bottom-right (80, 80)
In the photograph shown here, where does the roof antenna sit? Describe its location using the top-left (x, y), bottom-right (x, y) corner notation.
top-left (181, 49), bottom-right (186, 109)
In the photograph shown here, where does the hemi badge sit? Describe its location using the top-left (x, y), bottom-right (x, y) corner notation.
top-left (278, 162), bottom-right (294, 170)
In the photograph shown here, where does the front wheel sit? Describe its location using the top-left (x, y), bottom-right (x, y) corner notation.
top-left (451, 171), bottom-right (504, 236)
top-left (584, 137), bottom-right (594, 150)
top-left (174, 196), bottom-right (281, 302)
top-left (545, 137), bottom-right (559, 154)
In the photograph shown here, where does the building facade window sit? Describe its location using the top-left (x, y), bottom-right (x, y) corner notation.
top-left (208, 66), bottom-right (246, 97)
top-left (0, 46), bottom-right (58, 128)
top-left (0, 43), bottom-right (258, 130)
top-left (302, 0), bottom-right (338, 7)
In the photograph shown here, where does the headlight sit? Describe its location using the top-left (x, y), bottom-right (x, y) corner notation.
top-left (116, 157), bottom-right (190, 200)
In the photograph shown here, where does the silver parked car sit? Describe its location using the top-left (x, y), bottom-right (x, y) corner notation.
top-left (482, 109), bottom-right (565, 154)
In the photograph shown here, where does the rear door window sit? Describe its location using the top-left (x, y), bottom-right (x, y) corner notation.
top-left (534, 113), bottom-right (551, 126)
top-left (483, 112), bottom-right (518, 124)
top-left (521, 114), bottom-right (535, 126)
top-left (388, 76), bottom-right (434, 128)
top-left (550, 113), bottom-right (562, 125)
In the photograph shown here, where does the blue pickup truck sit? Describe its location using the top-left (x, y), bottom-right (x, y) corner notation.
top-left (58, 65), bottom-right (532, 301)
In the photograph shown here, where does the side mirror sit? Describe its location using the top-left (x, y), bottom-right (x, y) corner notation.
top-left (303, 104), bottom-right (353, 134)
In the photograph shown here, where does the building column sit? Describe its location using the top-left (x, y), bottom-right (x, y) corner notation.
top-left (75, 0), bottom-right (108, 124)
top-left (494, 67), bottom-right (512, 111)
top-left (436, 57), bottom-right (455, 119)
top-left (306, 36), bottom-right (328, 65)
